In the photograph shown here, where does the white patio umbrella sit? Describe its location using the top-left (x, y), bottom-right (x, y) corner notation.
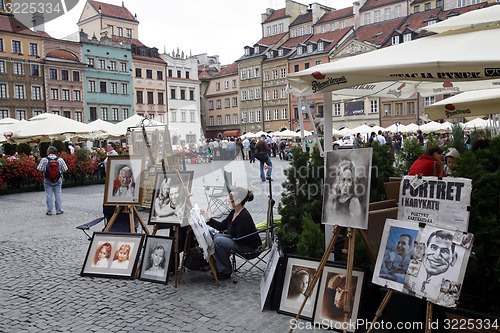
top-left (419, 121), bottom-right (444, 133)
top-left (254, 131), bottom-right (268, 138)
top-left (10, 113), bottom-right (100, 144)
top-left (384, 123), bottom-right (407, 133)
top-left (425, 5), bottom-right (500, 35)
top-left (351, 124), bottom-right (375, 134)
top-left (425, 88), bottom-right (500, 120)
top-left (273, 129), bottom-right (299, 138)
top-left (463, 117), bottom-right (489, 129)
top-left (240, 132), bottom-right (255, 139)
top-left (87, 119), bottom-right (117, 134)
top-left (109, 114), bottom-right (165, 137)
top-left (0, 118), bottom-right (26, 143)
top-left (338, 127), bottom-right (352, 135)
top-left (288, 24), bottom-right (500, 96)
top-left (403, 123), bottom-right (420, 133)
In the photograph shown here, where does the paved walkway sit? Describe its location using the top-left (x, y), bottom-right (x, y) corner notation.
top-left (0, 158), bottom-right (330, 332)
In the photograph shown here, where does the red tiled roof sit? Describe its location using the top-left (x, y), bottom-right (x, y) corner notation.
top-left (263, 8), bottom-right (286, 23)
top-left (0, 15), bottom-right (51, 38)
top-left (354, 18), bottom-right (406, 46)
top-left (399, 8), bottom-right (442, 32)
top-left (437, 3), bottom-right (488, 21)
top-left (132, 54), bottom-right (165, 64)
top-left (360, 0), bottom-right (404, 11)
top-left (316, 7), bottom-right (354, 24)
top-left (45, 49), bottom-right (79, 62)
top-left (308, 26), bottom-right (352, 44)
top-left (88, 0), bottom-right (137, 22)
top-left (198, 65), bottom-right (219, 79)
top-left (256, 32), bottom-right (288, 47)
top-left (290, 11), bottom-right (312, 26)
top-left (111, 35), bottom-right (144, 47)
top-left (213, 62), bottom-right (238, 77)
top-left (280, 35), bottom-right (312, 48)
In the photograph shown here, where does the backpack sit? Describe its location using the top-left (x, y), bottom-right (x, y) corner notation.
top-left (45, 156), bottom-right (61, 182)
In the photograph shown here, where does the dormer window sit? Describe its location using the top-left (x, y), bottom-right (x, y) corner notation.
top-left (297, 46), bottom-right (303, 55)
top-left (318, 42), bottom-right (324, 51)
top-left (392, 36), bottom-right (400, 45)
top-left (403, 33), bottom-right (412, 42)
top-left (254, 46), bottom-right (260, 54)
top-left (299, 27), bottom-right (304, 36)
top-left (278, 49), bottom-right (284, 56)
top-left (291, 28), bottom-right (297, 38)
top-left (267, 51), bottom-right (273, 59)
top-left (245, 48), bottom-right (250, 56)
top-left (307, 44), bottom-right (313, 53)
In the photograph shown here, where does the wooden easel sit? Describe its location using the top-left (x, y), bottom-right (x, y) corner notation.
top-left (290, 225), bottom-right (358, 333)
top-left (103, 204), bottom-right (150, 235)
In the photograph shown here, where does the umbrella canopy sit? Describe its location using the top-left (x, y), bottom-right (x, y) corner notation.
top-left (10, 113), bottom-right (99, 143)
top-left (426, 5), bottom-right (500, 34)
top-left (240, 132), bottom-right (255, 139)
top-left (288, 27), bottom-right (500, 96)
top-left (273, 129), bottom-right (299, 138)
top-left (403, 123), bottom-right (420, 133)
top-left (425, 88), bottom-right (500, 120)
top-left (0, 118), bottom-right (26, 143)
top-left (384, 123), bottom-right (406, 133)
top-left (463, 117), bottom-right (489, 129)
top-left (109, 114), bottom-right (165, 137)
top-left (254, 131), bottom-right (268, 138)
top-left (87, 119), bottom-right (117, 134)
top-left (350, 124), bottom-right (375, 134)
top-left (419, 121), bottom-right (445, 133)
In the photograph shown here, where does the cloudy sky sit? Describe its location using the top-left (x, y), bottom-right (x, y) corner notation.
top-left (44, 0), bottom-right (353, 65)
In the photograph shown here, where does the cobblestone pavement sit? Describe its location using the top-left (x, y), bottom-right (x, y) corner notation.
top-left (0, 158), bottom-right (334, 333)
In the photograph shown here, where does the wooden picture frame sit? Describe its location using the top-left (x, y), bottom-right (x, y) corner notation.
top-left (278, 256), bottom-right (321, 320)
top-left (139, 235), bottom-right (174, 284)
top-left (103, 156), bottom-right (144, 205)
top-left (148, 171), bottom-right (194, 227)
top-left (81, 232), bottom-right (144, 279)
top-left (312, 264), bottom-right (365, 332)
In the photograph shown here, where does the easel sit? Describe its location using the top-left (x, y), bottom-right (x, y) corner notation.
top-left (103, 204), bottom-right (150, 235)
top-left (290, 225), bottom-right (358, 333)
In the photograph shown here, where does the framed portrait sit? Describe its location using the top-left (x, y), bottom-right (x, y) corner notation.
top-left (103, 156), bottom-right (144, 205)
top-left (81, 232), bottom-right (144, 279)
top-left (313, 264), bottom-right (365, 332)
top-left (148, 171), bottom-right (194, 227)
top-left (278, 256), bottom-right (321, 320)
top-left (322, 148), bottom-right (372, 230)
top-left (138, 235), bottom-right (174, 284)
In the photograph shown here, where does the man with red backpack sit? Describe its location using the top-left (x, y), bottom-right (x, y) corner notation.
top-left (37, 146), bottom-right (68, 216)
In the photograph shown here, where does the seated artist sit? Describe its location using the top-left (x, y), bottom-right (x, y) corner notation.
top-left (200, 187), bottom-right (261, 280)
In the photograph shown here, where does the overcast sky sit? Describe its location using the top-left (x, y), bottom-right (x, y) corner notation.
top-left (44, 0), bottom-right (353, 65)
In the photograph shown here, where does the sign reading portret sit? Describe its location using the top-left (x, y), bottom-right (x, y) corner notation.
top-left (322, 148), bottom-right (372, 229)
top-left (372, 219), bottom-right (473, 308)
top-left (398, 176), bottom-right (472, 231)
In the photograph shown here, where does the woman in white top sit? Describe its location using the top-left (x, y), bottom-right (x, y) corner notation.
top-left (92, 242), bottom-right (112, 268)
top-left (110, 244), bottom-right (131, 269)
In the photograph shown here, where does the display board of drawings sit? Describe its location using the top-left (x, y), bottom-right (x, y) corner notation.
top-left (372, 176), bottom-right (473, 308)
top-left (126, 126), bottom-right (177, 208)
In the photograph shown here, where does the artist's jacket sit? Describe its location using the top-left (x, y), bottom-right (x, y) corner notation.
top-left (408, 154), bottom-right (447, 177)
top-left (208, 208), bottom-right (262, 250)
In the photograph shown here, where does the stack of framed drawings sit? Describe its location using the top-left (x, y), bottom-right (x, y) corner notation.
top-left (81, 233), bottom-right (175, 284)
top-left (277, 255), bottom-right (365, 332)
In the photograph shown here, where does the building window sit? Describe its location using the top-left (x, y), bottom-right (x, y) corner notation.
top-left (75, 112), bottom-right (82, 122)
top-left (374, 10), bottom-right (381, 22)
top-left (188, 112), bottom-right (194, 123)
top-left (13, 62), bottom-right (23, 75)
top-left (177, 70), bottom-right (181, 78)
top-left (216, 99), bottom-right (222, 109)
top-left (112, 108), bottom-right (119, 121)
top-left (0, 110), bottom-right (8, 119)
top-left (99, 59), bottom-right (105, 70)
top-left (0, 38), bottom-right (3, 52)
top-left (73, 71), bottom-right (80, 81)
top-left (424, 96), bottom-right (435, 105)
top-left (189, 90), bottom-right (194, 100)
top-left (135, 68), bottom-right (142, 78)
top-left (120, 62), bottom-right (127, 72)
top-left (248, 89), bottom-right (254, 100)
top-left (370, 100), bottom-right (379, 113)
top-left (384, 8), bottom-right (391, 20)
top-left (122, 108), bottom-right (129, 119)
top-left (89, 80), bottom-right (96, 92)
top-left (248, 110), bottom-right (254, 123)
top-left (110, 61), bottom-right (116, 71)
top-left (63, 111), bottom-right (71, 118)
top-left (158, 92), bottom-right (164, 105)
top-left (225, 114), bottom-right (230, 125)
top-left (208, 100), bottom-right (214, 110)
top-left (272, 69), bottom-right (278, 79)
top-left (232, 97), bottom-right (238, 107)
top-left (457, 0), bottom-right (466, 7)
top-left (273, 109), bottom-right (279, 120)
top-left (170, 88), bottom-right (176, 99)
top-left (73, 90), bottom-right (81, 101)
top-left (209, 116), bottom-right (214, 126)
top-left (265, 109), bottom-right (271, 121)
top-left (111, 82), bottom-right (118, 94)
top-left (12, 40), bottom-right (21, 54)
top-left (126, 28), bottom-right (132, 38)
top-left (404, 33), bottom-right (412, 42)
top-left (101, 107), bottom-right (108, 120)
top-left (16, 110), bottom-right (26, 120)
top-left (99, 81), bottom-right (107, 93)
top-left (392, 36), bottom-right (400, 45)
top-left (49, 68), bottom-right (57, 80)
top-left (181, 112), bottom-right (186, 122)
top-left (273, 90), bottom-right (278, 99)
top-left (60, 70), bottom-right (68, 81)
top-left (334, 103), bottom-right (341, 116)
top-left (255, 87), bottom-right (260, 99)
top-left (186, 71), bottom-right (190, 79)
top-left (395, 5), bottom-right (402, 18)
top-left (62, 89), bottom-right (70, 101)
top-left (180, 90), bottom-right (186, 100)
top-left (0, 83), bottom-right (7, 98)
top-left (264, 90), bottom-right (269, 101)
top-left (117, 27), bottom-right (123, 36)
top-left (407, 102), bottom-right (415, 115)
top-left (90, 107), bottom-right (97, 121)
top-left (50, 88), bottom-right (58, 100)
top-left (384, 104), bottom-right (391, 116)
top-left (297, 47), bottom-right (303, 55)
top-left (414, 5), bottom-right (420, 13)
top-left (157, 71), bottom-right (163, 80)
top-left (0, 60), bottom-right (5, 73)
top-left (136, 91), bottom-right (143, 104)
top-left (29, 43), bottom-right (38, 56)
top-left (147, 91), bottom-right (154, 104)
top-left (364, 13), bottom-right (371, 25)
top-left (146, 69), bottom-right (153, 79)
top-left (217, 115), bottom-right (222, 125)
top-left (395, 103), bottom-right (403, 115)
top-left (121, 83), bottom-right (128, 95)
top-left (216, 82), bottom-right (221, 91)
top-left (225, 98), bottom-right (230, 108)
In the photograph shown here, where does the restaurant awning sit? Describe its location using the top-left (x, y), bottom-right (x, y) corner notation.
top-left (222, 130), bottom-right (240, 137)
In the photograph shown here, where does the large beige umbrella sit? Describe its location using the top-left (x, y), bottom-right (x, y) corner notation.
top-left (0, 118), bottom-right (25, 143)
top-left (425, 5), bottom-right (500, 35)
top-left (10, 113), bottom-right (100, 144)
top-left (87, 119), bottom-right (117, 135)
top-left (419, 121), bottom-right (444, 133)
top-left (463, 117), bottom-right (489, 129)
top-left (108, 114), bottom-right (165, 137)
top-left (273, 129), bottom-right (299, 138)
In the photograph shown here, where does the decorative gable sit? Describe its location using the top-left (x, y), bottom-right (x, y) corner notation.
top-left (333, 40), bottom-right (375, 59)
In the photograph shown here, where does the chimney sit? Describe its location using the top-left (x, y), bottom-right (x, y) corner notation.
top-left (31, 12), bottom-right (45, 32)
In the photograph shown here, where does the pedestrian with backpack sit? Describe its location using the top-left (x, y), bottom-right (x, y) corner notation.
top-left (37, 146), bottom-right (68, 216)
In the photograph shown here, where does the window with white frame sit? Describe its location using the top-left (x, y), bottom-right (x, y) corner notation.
top-left (111, 82), bottom-right (118, 94)
top-left (254, 46), bottom-right (259, 54)
top-left (241, 111), bottom-right (247, 123)
top-left (190, 112), bottom-right (195, 123)
top-left (0, 60), bottom-right (5, 73)
top-left (29, 43), bottom-right (38, 56)
top-left (232, 79), bottom-right (236, 88)
top-left (340, 21), bottom-right (345, 28)
top-left (299, 27), bottom-right (304, 36)
top-left (255, 87), bottom-right (260, 99)
top-left (217, 115), bottom-right (222, 125)
top-left (99, 59), bottom-right (105, 69)
top-left (112, 108), bottom-right (119, 121)
top-left (321, 25), bottom-right (326, 33)
top-left (407, 102), bottom-right (415, 114)
top-left (384, 8), bottom-right (391, 20)
top-left (50, 88), bottom-right (58, 100)
top-left (291, 28), bottom-right (297, 37)
top-left (273, 90), bottom-right (278, 99)
top-left (414, 5), bottom-right (420, 13)
top-left (279, 23), bottom-right (284, 32)
top-left (457, 0), bottom-right (466, 7)
top-left (0, 109), bottom-right (8, 119)
top-left (384, 104), bottom-right (391, 116)
top-left (73, 90), bottom-right (81, 101)
top-left (12, 40), bottom-right (21, 54)
top-left (122, 108), bottom-right (129, 119)
top-left (225, 98), bottom-right (230, 108)
top-left (248, 89), bottom-right (254, 100)
top-left (424, 96), bottom-right (435, 105)
top-left (264, 71), bottom-right (269, 81)
top-left (216, 99), bottom-right (222, 109)
top-left (233, 114), bottom-right (238, 125)
top-left (331, 23), bottom-right (336, 30)
top-left (267, 51), bottom-right (273, 59)
top-left (254, 67), bottom-right (260, 77)
top-left (256, 110), bottom-right (261, 122)
top-left (216, 82), bottom-right (221, 91)
top-left (272, 70), bottom-right (278, 79)
top-left (225, 114), bottom-right (230, 125)
top-left (110, 61), bottom-right (116, 71)
top-left (209, 116), bottom-right (214, 126)
top-left (318, 42), bottom-right (324, 51)
top-left (89, 80), bottom-right (96, 92)
top-left (232, 97), bottom-right (238, 107)
top-left (374, 10), bottom-right (381, 22)
top-left (120, 62), bottom-right (127, 72)
top-left (245, 48), bottom-right (250, 56)
top-left (395, 5), bottom-right (402, 18)
top-left (266, 26), bottom-right (271, 36)
top-left (403, 33), bottom-right (412, 42)
top-left (370, 100), bottom-right (378, 113)
top-left (334, 103), bottom-right (341, 116)
top-left (126, 28), bottom-right (132, 38)
top-left (264, 90), bottom-right (269, 101)
top-left (265, 109), bottom-right (271, 121)
top-left (121, 83), bottom-right (128, 95)
top-left (0, 83), bottom-right (8, 98)
top-left (117, 27), bottom-right (123, 36)
top-left (224, 80), bottom-right (229, 89)
top-left (14, 85), bottom-right (25, 99)
top-left (425, 2), bottom-right (431, 10)
top-left (101, 107), bottom-right (108, 120)
top-left (308, 25), bottom-right (313, 34)
top-left (62, 89), bottom-right (70, 101)
top-left (395, 103), bottom-right (403, 115)
top-left (307, 44), bottom-right (313, 53)
top-left (240, 69), bottom-right (246, 80)
top-left (75, 111), bottom-right (83, 122)
top-left (278, 49), bottom-right (284, 56)
top-left (316, 60), bottom-right (322, 65)
top-left (241, 91), bottom-right (247, 101)
top-left (16, 110), bottom-right (26, 120)
top-left (274, 109), bottom-right (279, 120)
top-left (281, 108), bottom-right (287, 119)
top-left (13, 62), bottom-right (23, 75)
top-left (209, 100), bottom-right (214, 109)
top-left (392, 36), bottom-right (400, 45)
top-left (364, 13), bottom-right (371, 25)
top-left (171, 111), bottom-right (177, 122)
top-left (280, 68), bottom-right (286, 78)
top-left (281, 88), bottom-right (286, 98)
top-left (297, 47), bottom-right (303, 55)
top-left (247, 110), bottom-right (253, 123)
